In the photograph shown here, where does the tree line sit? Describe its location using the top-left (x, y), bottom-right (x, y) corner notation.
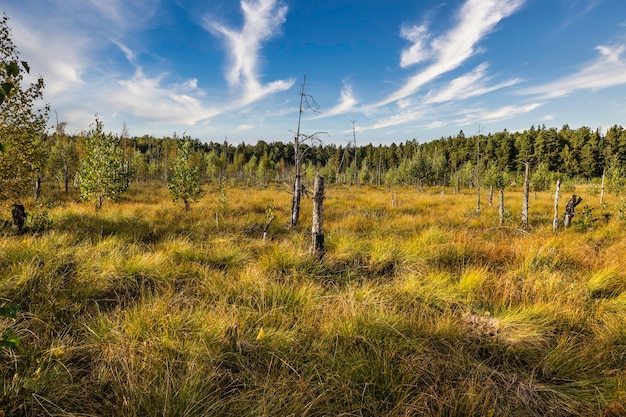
top-left (3, 12), bottom-right (626, 216)
top-left (40, 122), bottom-right (626, 188)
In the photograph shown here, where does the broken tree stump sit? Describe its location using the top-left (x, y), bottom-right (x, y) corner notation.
top-left (11, 203), bottom-right (26, 231)
top-left (311, 175), bottom-right (325, 260)
top-left (563, 194), bottom-right (582, 228)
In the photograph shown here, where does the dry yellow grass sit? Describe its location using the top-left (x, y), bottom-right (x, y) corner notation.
top-left (1, 182), bottom-right (625, 416)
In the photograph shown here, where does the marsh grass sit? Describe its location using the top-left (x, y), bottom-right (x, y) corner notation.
top-left (1, 184), bottom-right (625, 416)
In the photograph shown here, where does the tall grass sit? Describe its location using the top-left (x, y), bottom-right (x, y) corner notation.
top-left (0, 183), bottom-right (625, 416)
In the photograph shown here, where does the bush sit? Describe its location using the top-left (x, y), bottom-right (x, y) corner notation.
top-left (24, 207), bottom-right (52, 233)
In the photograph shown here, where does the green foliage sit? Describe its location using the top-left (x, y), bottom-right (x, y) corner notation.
top-left (574, 205), bottom-right (596, 232)
top-left (168, 139), bottom-right (204, 210)
top-left (0, 303), bottom-right (19, 350)
top-left (482, 162), bottom-right (507, 190)
top-left (75, 117), bottom-right (130, 210)
top-left (24, 207), bottom-right (52, 233)
top-left (0, 14), bottom-right (49, 201)
top-left (531, 162), bottom-right (552, 192)
top-left (605, 155), bottom-right (626, 195)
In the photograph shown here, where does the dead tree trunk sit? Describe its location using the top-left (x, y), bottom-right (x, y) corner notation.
top-left (488, 186), bottom-right (494, 206)
top-left (476, 179), bottom-right (481, 214)
top-left (11, 204), bottom-right (26, 231)
top-left (34, 177), bottom-right (41, 200)
top-left (553, 179), bottom-right (561, 233)
top-left (600, 166), bottom-right (606, 205)
top-left (522, 161), bottom-right (530, 227)
top-left (64, 165), bottom-right (70, 193)
top-left (290, 169), bottom-right (301, 228)
top-left (311, 175), bottom-right (325, 260)
top-left (563, 194), bottom-right (582, 228)
top-left (498, 189), bottom-right (505, 226)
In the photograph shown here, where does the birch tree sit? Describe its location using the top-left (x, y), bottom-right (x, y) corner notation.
top-left (75, 117), bottom-right (129, 210)
top-left (0, 14), bottom-right (49, 202)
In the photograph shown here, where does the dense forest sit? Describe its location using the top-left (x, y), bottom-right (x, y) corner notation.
top-left (37, 122), bottom-right (626, 196)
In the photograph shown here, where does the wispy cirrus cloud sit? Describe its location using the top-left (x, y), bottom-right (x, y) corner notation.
top-left (203, 0), bottom-right (295, 105)
top-left (424, 63), bottom-right (521, 104)
top-left (106, 69), bottom-right (220, 125)
top-left (455, 102), bottom-right (542, 126)
top-left (317, 83), bottom-right (358, 119)
top-left (520, 44), bottom-right (626, 98)
top-left (375, 0), bottom-right (525, 107)
top-left (399, 23), bottom-right (431, 68)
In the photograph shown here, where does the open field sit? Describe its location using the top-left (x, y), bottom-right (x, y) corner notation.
top-left (1, 183), bottom-right (626, 416)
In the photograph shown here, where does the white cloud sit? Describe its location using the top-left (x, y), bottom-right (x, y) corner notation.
top-left (521, 44), bottom-right (626, 98)
top-left (400, 24), bottom-right (431, 68)
top-left (317, 83), bottom-right (358, 118)
top-left (203, 0), bottom-right (295, 104)
top-left (376, 0), bottom-right (525, 107)
top-left (9, 18), bottom-right (87, 97)
top-left (106, 69), bottom-right (221, 125)
top-left (424, 63), bottom-right (521, 104)
top-left (238, 124), bottom-right (254, 130)
top-left (456, 102), bottom-right (542, 126)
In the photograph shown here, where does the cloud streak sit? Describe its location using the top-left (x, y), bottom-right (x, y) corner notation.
top-left (317, 83), bottom-right (358, 119)
top-left (375, 0), bottom-right (525, 107)
top-left (424, 63), bottom-right (521, 104)
top-left (521, 44), bottom-right (626, 98)
top-left (203, 0), bottom-right (295, 104)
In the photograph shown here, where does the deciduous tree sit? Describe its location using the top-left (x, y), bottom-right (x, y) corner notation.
top-left (168, 138), bottom-right (204, 210)
top-left (0, 14), bottom-right (49, 202)
top-left (75, 117), bottom-right (129, 210)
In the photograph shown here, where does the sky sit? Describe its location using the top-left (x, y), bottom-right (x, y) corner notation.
top-left (3, 0), bottom-right (626, 145)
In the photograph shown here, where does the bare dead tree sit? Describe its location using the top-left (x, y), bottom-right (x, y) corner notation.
top-left (475, 126), bottom-right (482, 214)
top-left (600, 166), bottom-right (606, 205)
top-left (553, 179), bottom-right (561, 233)
top-left (522, 160), bottom-right (530, 228)
top-left (311, 175), bottom-right (325, 259)
top-left (499, 189), bottom-right (505, 226)
top-left (289, 75), bottom-right (325, 229)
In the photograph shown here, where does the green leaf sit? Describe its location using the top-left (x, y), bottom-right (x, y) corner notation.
top-left (0, 329), bottom-right (20, 349)
top-left (21, 60), bottom-right (30, 74)
top-left (8, 61), bottom-right (19, 77)
top-left (0, 142), bottom-right (5, 153)
top-left (0, 303), bottom-right (19, 319)
top-left (2, 82), bottom-right (13, 96)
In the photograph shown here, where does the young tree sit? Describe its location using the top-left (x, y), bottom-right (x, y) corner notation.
top-left (47, 120), bottom-right (79, 193)
top-left (0, 14), bottom-right (49, 203)
top-left (168, 139), bottom-right (203, 210)
top-left (75, 117), bottom-right (129, 210)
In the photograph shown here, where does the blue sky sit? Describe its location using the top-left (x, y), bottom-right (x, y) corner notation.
top-left (3, 0), bottom-right (626, 145)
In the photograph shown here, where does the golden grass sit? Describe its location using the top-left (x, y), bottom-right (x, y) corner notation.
top-left (1, 183), bottom-right (625, 416)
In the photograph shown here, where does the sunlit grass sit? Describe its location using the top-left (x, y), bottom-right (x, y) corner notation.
top-left (1, 183), bottom-right (625, 416)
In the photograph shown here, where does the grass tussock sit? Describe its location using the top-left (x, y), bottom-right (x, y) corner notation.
top-left (1, 184), bottom-right (625, 416)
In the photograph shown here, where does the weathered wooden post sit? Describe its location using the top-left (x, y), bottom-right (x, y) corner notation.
top-left (553, 179), bottom-right (561, 233)
top-left (563, 194), bottom-right (582, 228)
top-left (311, 175), bottom-right (325, 260)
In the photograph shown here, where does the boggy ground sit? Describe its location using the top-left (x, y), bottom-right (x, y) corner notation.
top-left (1, 183), bottom-right (625, 416)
